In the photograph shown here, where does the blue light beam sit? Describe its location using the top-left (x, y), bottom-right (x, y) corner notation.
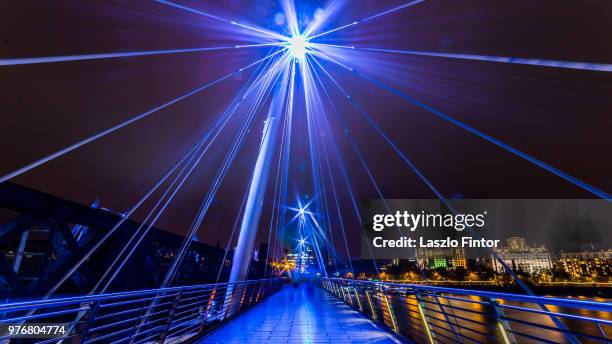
top-left (0, 48), bottom-right (286, 185)
top-left (156, 0), bottom-right (288, 41)
top-left (317, 45), bottom-right (612, 72)
top-left (93, 52), bottom-right (281, 293)
top-left (0, 43), bottom-right (283, 66)
top-left (312, 51), bottom-right (612, 200)
top-left (308, 0), bottom-right (425, 40)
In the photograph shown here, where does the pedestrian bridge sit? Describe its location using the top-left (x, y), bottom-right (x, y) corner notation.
top-left (0, 278), bottom-right (610, 343)
top-left (2, 0), bottom-right (612, 342)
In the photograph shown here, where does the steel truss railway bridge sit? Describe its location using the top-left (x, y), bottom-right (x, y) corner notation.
top-left (1, 0), bottom-right (611, 343)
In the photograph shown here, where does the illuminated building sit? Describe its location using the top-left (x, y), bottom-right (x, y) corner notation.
top-left (416, 247), bottom-right (466, 269)
top-left (506, 237), bottom-right (528, 250)
top-left (286, 246), bottom-right (316, 273)
top-left (467, 257), bottom-right (493, 270)
top-left (391, 258), bottom-right (400, 266)
top-left (559, 250), bottom-right (611, 280)
top-left (493, 237), bottom-right (552, 274)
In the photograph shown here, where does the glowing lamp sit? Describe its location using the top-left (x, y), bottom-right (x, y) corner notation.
top-left (288, 35), bottom-right (309, 60)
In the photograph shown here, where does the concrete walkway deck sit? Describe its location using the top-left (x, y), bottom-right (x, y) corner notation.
top-left (199, 282), bottom-right (400, 343)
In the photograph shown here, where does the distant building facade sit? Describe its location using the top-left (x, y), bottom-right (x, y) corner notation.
top-left (493, 237), bottom-right (552, 274)
top-left (287, 246), bottom-right (316, 273)
top-left (559, 250), bottom-right (611, 280)
top-left (416, 247), bottom-right (466, 269)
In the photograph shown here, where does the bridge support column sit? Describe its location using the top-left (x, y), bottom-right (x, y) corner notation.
top-left (224, 72), bottom-right (288, 318)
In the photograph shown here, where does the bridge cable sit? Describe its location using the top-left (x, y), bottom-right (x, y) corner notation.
top-left (301, 61), bottom-right (380, 275)
top-left (30, 51), bottom-right (284, 302)
top-left (215, 185), bottom-right (250, 283)
top-left (0, 42), bottom-right (282, 66)
top-left (94, 49), bottom-right (281, 293)
top-left (128, 54), bottom-right (291, 341)
top-left (308, 57), bottom-right (465, 340)
top-left (272, 62), bottom-right (297, 261)
top-left (311, 53), bottom-right (580, 343)
top-left (308, 0), bottom-right (426, 41)
top-left (155, 0), bottom-right (287, 41)
top-left (0, 49), bottom-right (286, 186)
top-left (161, 55), bottom-right (291, 287)
top-left (263, 63), bottom-right (295, 278)
top-left (311, 49), bottom-right (610, 201)
top-left (302, 59), bottom-right (347, 276)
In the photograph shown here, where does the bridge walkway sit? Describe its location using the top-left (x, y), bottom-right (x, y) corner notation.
top-left (199, 282), bottom-right (400, 344)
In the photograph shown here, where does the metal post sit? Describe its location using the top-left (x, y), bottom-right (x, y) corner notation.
top-left (76, 301), bottom-right (99, 344)
top-left (157, 290), bottom-right (183, 344)
top-left (489, 299), bottom-right (516, 344)
top-left (248, 283), bottom-right (256, 305)
top-left (383, 294), bottom-right (398, 333)
top-left (13, 230), bottom-right (29, 273)
top-left (365, 290), bottom-right (376, 320)
top-left (354, 287), bottom-right (363, 311)
top-left (415, 292), bottom-right (435, 344)
top-left (237, 284), bottom-right (248, 312)
top-left (198, 288), bottom-right (216, 335)
top-left (222, 285), bottom-right (233, 320)
top-left (255, 282), bottom-right (262, 302)
top-left (433, 295), bottom-right (463, 343)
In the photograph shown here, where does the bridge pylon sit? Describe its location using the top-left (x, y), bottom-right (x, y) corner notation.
top-left (224, 65), bottom-right (290, 317)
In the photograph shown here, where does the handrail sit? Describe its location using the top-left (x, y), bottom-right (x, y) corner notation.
top-left (363, 279), bottom-right (612, 312)
top-left (0, 278), bottom-right (284, 343)
top-left (0, 277), bottom-right (277, 312)
top-left (322, 278), bottom-right (611, 344)
top-left (324, 278), bottom-right (612, 311)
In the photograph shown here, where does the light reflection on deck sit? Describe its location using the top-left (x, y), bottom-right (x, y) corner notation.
top-left (199, 282), bottom-right (400, 343)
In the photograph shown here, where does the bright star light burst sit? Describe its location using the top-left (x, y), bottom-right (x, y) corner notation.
top-left (286, 35), bottom-right (309, 61)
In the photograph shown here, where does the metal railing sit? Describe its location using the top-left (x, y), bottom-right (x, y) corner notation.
top-left (322, 278), bottom-right (612, 344)
top-left (0, 278), bottom-right (284, 343)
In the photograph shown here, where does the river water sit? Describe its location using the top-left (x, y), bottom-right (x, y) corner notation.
top-left (374, 292), bottom-right (611, 343)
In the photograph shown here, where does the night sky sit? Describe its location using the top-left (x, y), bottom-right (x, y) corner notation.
top-left (1, 0), bottom-right (611, 255)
